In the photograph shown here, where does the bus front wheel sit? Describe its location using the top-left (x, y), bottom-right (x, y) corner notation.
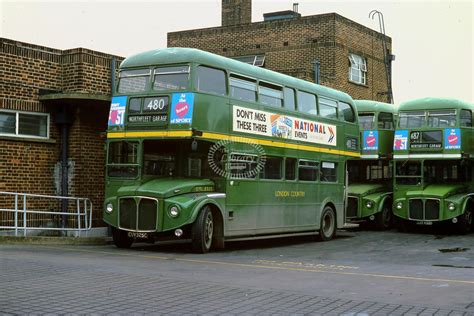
top-left (112, 227), bottom-right (134, 249)
top-left (192, 206), bottom-right (214, 253)
top-left (458, 208), bottom-right (473, 235)
top-left (374, 202), bottom-right (393, 230)
top-left (319, 206), bottom-right (336, 241)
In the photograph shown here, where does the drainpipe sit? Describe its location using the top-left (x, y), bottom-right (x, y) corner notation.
top-left (313, 60), bottom-right (321, 84)
top-left (111, 56), bottom-right (116, 94)
top-left (56, 106), bottom-right (75, 233)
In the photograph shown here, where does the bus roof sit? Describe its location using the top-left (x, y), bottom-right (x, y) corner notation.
top-left (354, 100), bottom-right (397, 114)
top-left (398, 97), bottom-right (474, 112)
top-left (120, 47), bottom-right (354, 104)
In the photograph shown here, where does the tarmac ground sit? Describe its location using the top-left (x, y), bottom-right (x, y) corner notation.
top-left (1, 227), bottom-right (473, 315)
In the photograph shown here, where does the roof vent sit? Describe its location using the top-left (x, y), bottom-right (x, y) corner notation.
top-left (263, 3), bottom-right (301, 22)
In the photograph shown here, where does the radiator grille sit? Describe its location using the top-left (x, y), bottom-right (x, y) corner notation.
top-left (409, 198), bottom-right (440, 221)
top-left (425, 199), bottom-right (440, 220)
top-left (119, 197), bottom-right (158, 231)
top-left (409, 199), bottom-right (423, 220)
top-left (346, 197), bottom-right (358, 218)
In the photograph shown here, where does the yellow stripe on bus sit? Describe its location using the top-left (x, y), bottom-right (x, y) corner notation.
top-left (107, 130), bottom-right (360, 158)
top-left (201, 132), bottom-right (360, 158)
top-left (107, 130), bottom-right (193, 138)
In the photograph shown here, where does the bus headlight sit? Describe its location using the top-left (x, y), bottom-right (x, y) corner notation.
top-left (365, 201), bottom-right (374, 209)
top-left (396, 202), bottom-right (403, 210)
top-left (169, 205), bottom-right (180, 218)
top-left (106, 203), bottom-right (114, 213)
top-left (447, 202), bottom-right (456, 211)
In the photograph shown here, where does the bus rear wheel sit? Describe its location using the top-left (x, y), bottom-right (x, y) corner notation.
top-left (319, 206), bottom-right (336, 241)
top-left (192, 206), bottom-right (214, 253)
top-left (112, 227), bottom-right (134, 249)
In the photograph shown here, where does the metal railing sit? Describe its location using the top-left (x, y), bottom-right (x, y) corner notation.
top-left (0, 191), bottom-right (92, 237)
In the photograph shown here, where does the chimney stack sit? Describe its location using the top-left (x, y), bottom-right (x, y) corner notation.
top-left (222, 0), bottom-right (252, 26)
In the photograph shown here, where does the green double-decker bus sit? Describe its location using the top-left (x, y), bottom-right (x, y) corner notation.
top-left (393, 97), bottom-right (474, 233)
top-left (346, 100), bottom-right (397, 229)
top-left (104, 47), bottom-right (360, 252)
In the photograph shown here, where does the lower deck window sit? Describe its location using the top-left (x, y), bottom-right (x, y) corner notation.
top-left (260, 156), bottom-right (282, 179)
top-left (321, 162), bottom-right (338, 182)
top-left (230, 153), bottom-right (259, 178)
top-left (298, 160), bottom-right (319, 181)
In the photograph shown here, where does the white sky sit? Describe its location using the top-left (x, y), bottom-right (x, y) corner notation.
top-left (1, 0), bottom-right (473, 104)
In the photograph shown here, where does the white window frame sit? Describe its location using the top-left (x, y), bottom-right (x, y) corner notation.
top-left (349, 53), bottom-right (367, 85)
top-left (0, 109), bottom-right (50, 139)
top-left (231, 55), bottom-right (266, 67)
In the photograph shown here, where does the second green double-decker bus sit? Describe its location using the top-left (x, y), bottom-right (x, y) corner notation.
top-left (346, 100), bottom-right (397, 229)
top-left (393, 97), bottom-right (474, 233)
top-left (103, 48), bottom-right (360, 252)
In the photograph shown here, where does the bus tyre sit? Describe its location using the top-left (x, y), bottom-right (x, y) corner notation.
top-left (112, 227), bottom-right (134, 249)
top-left (319, 206), bottom-right (336, 241)
top-left (192, 206), bottom-right (214, 253)
top-left (374, 202), bottom-right (392, 230)
top-left (458, 209), bottom-right (473, 235)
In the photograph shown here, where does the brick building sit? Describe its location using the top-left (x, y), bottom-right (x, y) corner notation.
top-left (0, 38), bottom-right (122, 226)
top-left (168, 0), bottom-right (393, 102)
top-left (0, 1), bottom-right (392, 229)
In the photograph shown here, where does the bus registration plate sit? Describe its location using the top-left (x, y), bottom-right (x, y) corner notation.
top-left (416, 221), bottom-right (433, 226)
top-left (127, 232), bottom-right (149, 239)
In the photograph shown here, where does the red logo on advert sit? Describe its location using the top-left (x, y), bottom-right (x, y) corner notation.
top-left (448, 135), bottom-right (458, 145)
top-left (366, 136), bottom-right (376, 147)
top-left (175, 102), bottom-right (189, 118)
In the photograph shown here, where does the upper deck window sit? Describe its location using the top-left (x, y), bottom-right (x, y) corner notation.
top-left (358, 113), bottom-right (374, 130)
top-left (297, 91), bottom-right (317, 115)
top-left (259, 82), bottom-right (283, 108)
top-left (230, 75), bottom-right (257, 102)
top-left (461, 109), bottom-right (472, 127)
top-left (427, 110), bottom-right (456, 127)
top-left (118, 69), bottom-right (150, 93)
top-left (319, 98), bottom-right (338, 119)
top-left (338, 102), bottom-right (355, 123)
top-left (399, 111), bottom-right (425, 128)
top-left (196, 66), bottom-right (226, 96)
top-left (153, 66), bottom-right (190, 91)
top-left (378, 112), bottom-right (394, 130)
top-left (283, 87), bottom-right (296, 111)
top-left (428, 110), bottom-right (456, 127)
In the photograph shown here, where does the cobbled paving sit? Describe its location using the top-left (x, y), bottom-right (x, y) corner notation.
top-left (0, 257), bottom-right (472, 315)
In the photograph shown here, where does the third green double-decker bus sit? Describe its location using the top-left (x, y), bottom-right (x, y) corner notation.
top-left (103, 47), bottom-right (360, 252)
top-left (393, 97), bottom-right (474, 233)
top-left (346, 100), bottom-right (397, 229)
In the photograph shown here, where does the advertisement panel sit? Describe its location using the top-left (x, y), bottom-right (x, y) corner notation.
top-left (444, 128), bottom-right (461, 150)
top-left (108, 96), bottom-right (127, 127)
top-left (363, 130), bottom-right (378, 151)
top-left (232, 105), bottom-right (337, 146)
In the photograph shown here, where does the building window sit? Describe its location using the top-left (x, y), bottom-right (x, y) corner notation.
top-left (0, 110), bottom-right (49, 138)
top-left (349, 53), bottom-right (367, 85)
top-left (231, 55), bottom-right (265, 67)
